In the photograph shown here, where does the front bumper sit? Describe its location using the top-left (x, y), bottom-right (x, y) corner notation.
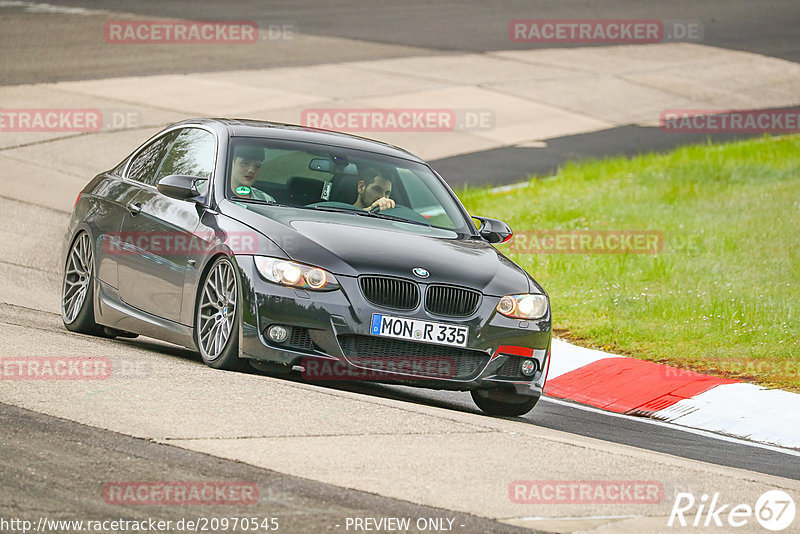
top-left (235, 256), bottom-right (551, 397)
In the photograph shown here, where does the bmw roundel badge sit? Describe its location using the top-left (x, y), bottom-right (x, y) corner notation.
top-left (412, 267), bottom-right (429, 278)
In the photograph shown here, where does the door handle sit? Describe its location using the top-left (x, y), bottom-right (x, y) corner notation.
top-left (126, 201), bottom-right (142, 216)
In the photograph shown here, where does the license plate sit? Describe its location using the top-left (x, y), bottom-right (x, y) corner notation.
top-left (370, 314), bottom-right (468, 347)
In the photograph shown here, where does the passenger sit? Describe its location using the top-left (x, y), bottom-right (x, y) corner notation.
top-left (230, 146), bottom-right (275, 202)
top-left (354, 166), bottom-right (395, 211)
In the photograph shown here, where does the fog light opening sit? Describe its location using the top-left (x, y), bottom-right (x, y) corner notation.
top-left (267, 325), bottom-right (289, 343)
top-left (520, 358), bottom-right (537, 377)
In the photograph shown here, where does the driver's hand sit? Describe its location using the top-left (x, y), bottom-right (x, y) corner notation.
top-left (369, 197), bottom-right (395, 211)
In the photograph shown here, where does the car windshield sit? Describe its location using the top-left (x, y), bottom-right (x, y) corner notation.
top-left (225, 137), bottom-right (471, 233)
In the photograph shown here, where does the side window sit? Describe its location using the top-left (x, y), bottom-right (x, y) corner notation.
top-left (156, 128), bottom-right (216, 182)
top-left (399, 169), bottom-right (438, 209)
top-left (397, 169), bottom-right (457, 229)
top-left (126, 130), bottom-right (180, 186)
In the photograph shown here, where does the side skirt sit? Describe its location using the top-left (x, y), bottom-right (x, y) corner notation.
top-left (95, 279), bottom-right (197, 350)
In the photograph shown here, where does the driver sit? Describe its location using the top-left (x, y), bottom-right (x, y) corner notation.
top-left (230, 145), bottom-right (275, 202)
top-left (354, 166), bottom-right (395, 211)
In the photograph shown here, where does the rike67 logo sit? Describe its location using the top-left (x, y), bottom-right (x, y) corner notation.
top-left (669, 490), bottom-right (796, 531)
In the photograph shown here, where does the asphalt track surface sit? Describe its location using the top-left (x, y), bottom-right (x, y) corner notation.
top-left (314, 381), bottom-right (800, 482)
top-left (8, 0), bottom-right (800, 70)
top-left (1, 1), bottom-right (800, 531)
top-left (2, 0), bottom-right (800, 185)
top-left (0, 402), bottom-right (535, 533)
top-left (431, 126), bottom-right (767, 187)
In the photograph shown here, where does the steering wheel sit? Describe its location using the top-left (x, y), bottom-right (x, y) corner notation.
top-left (368, 205), bottom-right (382, 213)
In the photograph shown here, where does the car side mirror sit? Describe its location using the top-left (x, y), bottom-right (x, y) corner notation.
top-left (473, 216), bottom-right (513, 244)
top-left (157, 175), bottom-right (203, 201)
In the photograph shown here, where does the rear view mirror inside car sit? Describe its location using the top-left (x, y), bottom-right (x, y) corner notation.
top-left (309, 158), bottom-right (357, 174)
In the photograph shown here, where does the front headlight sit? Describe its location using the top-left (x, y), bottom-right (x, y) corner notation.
top-left (496, 294), bottom-right (548, 319)
top-left (253, 257), bottom-right (340, 291)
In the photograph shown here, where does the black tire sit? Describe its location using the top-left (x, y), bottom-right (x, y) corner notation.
top-left (471, 389), bottom-right (539, 417)
top-left (195, 256), bottom-right (246, 371)
top-left (62, 231), bottom-right (106, 336)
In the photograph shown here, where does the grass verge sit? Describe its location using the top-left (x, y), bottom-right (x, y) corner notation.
top-left (458, 135), bottom-right (800, 391)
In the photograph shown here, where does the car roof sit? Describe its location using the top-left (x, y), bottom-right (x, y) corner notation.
top-left (172, 118), bottom-right (426, 163)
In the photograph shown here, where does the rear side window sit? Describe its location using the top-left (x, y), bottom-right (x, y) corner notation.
top-left (126, 130), bottom-right (180, 186)
top-left (155, 128), bottom-right (216, 182)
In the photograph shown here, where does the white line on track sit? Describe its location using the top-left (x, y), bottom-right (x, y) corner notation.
top-left (541, 396), bottom-right (800, 458)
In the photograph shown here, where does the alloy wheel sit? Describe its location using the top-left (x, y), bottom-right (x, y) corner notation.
top-left (198, 259), bottom-right (237, 360)
top-left (62, 233), bottom-right (93, 324)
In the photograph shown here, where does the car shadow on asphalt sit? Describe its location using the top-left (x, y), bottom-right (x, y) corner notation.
top-left (113, 336), bottom-right (204, 363)
top-left (111, 336), bottom-right (531, 421)
top-left (258, 370), bottom-right (499, 418)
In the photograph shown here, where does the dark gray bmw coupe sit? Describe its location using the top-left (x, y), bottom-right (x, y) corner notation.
top-left (62, 118), bottom-right (551, 416)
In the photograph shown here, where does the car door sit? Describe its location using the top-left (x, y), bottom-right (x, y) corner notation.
top-left (117, 127), bottom-right (217, 323)
top-left (92, 158), bottom-right (144, 289)
top-left (100, 130), bottom-right (181, 288)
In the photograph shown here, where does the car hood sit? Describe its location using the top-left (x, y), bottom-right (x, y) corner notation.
top-left (231, 204), bottom-right (533, 296)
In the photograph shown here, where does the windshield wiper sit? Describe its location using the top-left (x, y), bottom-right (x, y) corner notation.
top-left (361, 211), bottom-right (432, 227)
top-left (230, 198), bottom-right (291, 207)
top-left (312, 205), bottom-right (363, 214)
top-left (313, 204), bottom-right (431, 227)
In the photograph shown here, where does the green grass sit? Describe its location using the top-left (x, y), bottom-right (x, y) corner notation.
top-left (458, 135), bottom-right (800, 391)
